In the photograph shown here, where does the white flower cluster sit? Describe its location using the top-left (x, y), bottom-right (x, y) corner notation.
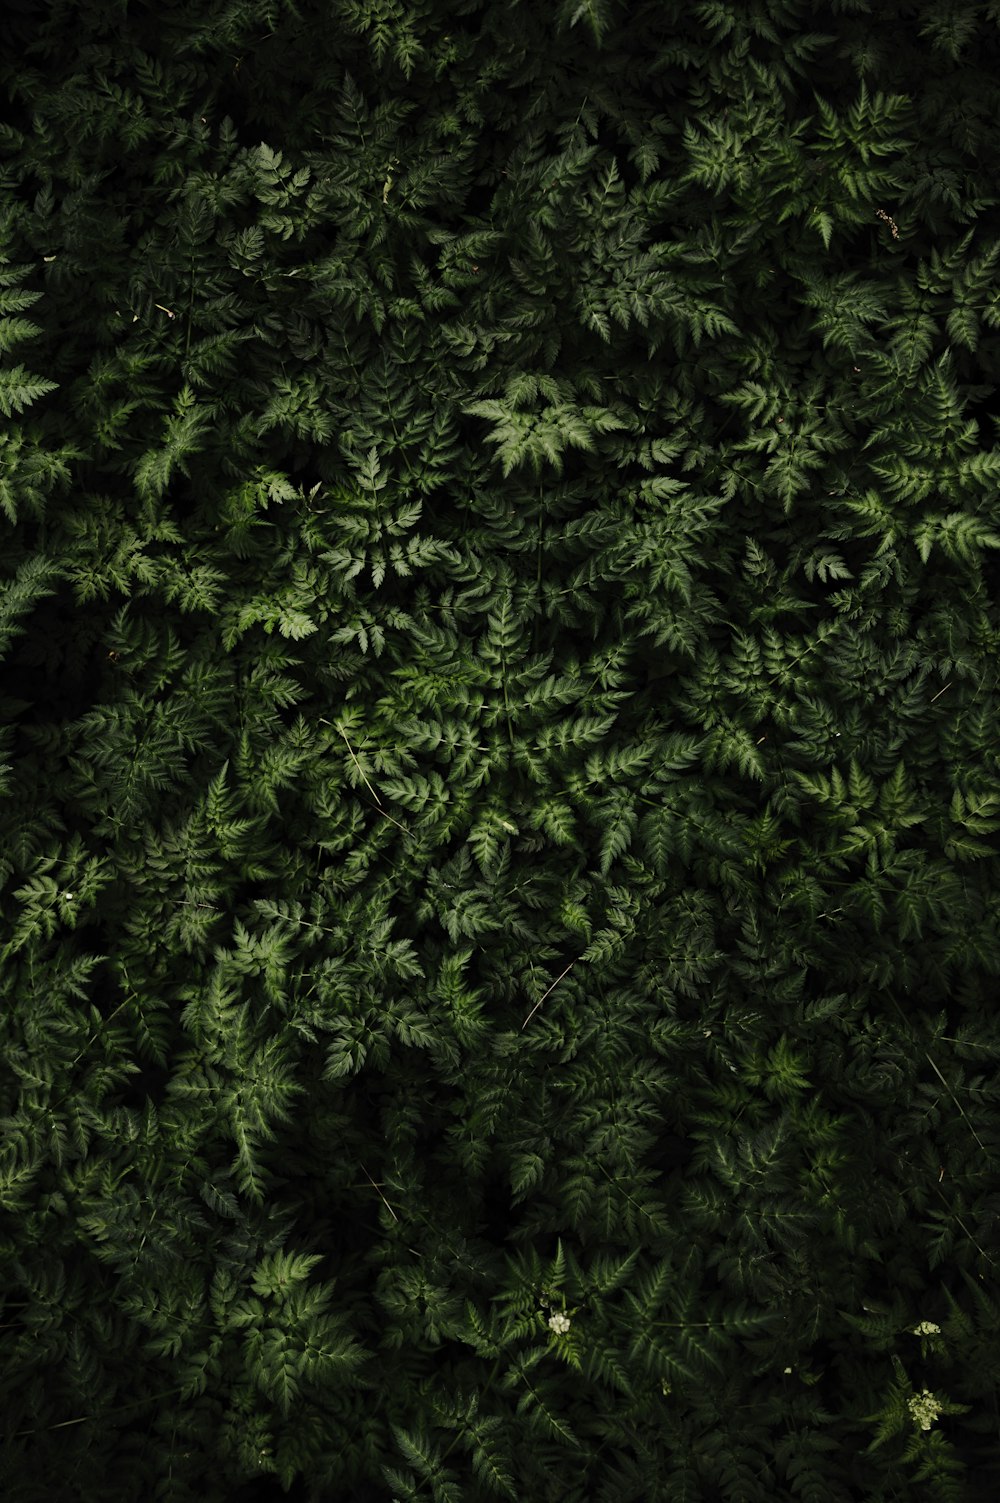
top-left (912, 1320), bottom-right (941, 1336)
top-left (548, 1312), bottom-right (571, 1335)
top-left (907, 1389), bottom-right (943, 1431)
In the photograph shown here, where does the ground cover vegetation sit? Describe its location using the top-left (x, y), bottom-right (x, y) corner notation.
top-left (1, 0), bottom-right (999, 1498)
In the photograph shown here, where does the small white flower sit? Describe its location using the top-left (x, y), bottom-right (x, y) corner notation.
top-left (913, 1320), bottom-right (941, 1336)
top-left (548, 1312), bottom-right (571, 1335)
top-left (783, 1367), bottom-right (793, 1374)
top-left (907, 1389), bottom-right (943, 1431)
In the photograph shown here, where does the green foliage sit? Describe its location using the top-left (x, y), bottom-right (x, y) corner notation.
top-left (2, 2), bottom-right (1000, 1501)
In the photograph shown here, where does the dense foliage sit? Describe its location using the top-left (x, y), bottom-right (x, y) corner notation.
top-left (1, 1), bottom-right (999, 1499)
